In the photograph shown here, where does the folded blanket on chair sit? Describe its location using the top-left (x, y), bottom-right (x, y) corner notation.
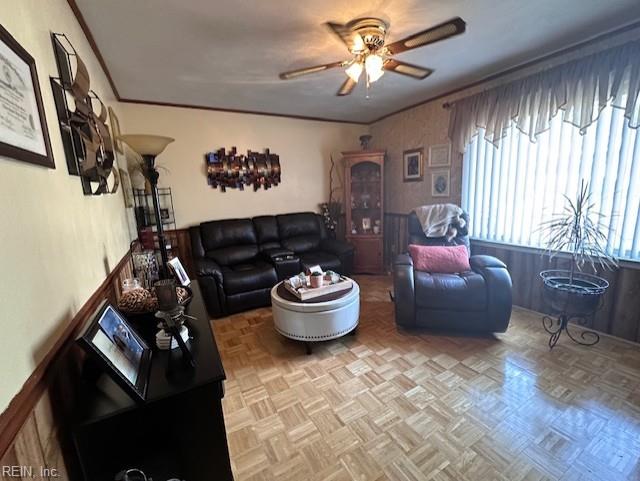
top-left (414, 203), bottom-right (466, 240)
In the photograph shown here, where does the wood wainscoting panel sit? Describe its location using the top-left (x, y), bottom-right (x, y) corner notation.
top-left (609, 267), bottom-right (640, 341)
top-left (383, 213), bottom-right (409, 272)
top-left (0, 248), bottom-right (134, 474)
top-left (382, 212), bottom-right (640, 342)
top-left (169, 228), bottom-right (195, 277)
top-left (0, 233), bottom-right (198, 476)
top-left (471, 242), bottom-right (640, 343)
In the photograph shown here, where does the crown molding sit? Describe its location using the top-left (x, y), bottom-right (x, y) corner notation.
top-left (118, 98), bottom-right (368, 125)
top-left (370, 20), bottom-right (640, 124)
top-left (67, 0), bottom-right (367, 126)
top-left (67, 1), bottom-right (640, 127)
top-left (66, 0), bottom-right (121, 99)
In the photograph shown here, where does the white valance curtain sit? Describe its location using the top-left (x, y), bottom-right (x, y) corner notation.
top-left (448, 39), bottom-right (640, 153)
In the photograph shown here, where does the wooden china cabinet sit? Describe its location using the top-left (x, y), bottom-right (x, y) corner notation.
top-left (344, 150), bottom-right (385, 274)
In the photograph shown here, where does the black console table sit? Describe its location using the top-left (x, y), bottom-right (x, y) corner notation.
top-left (73, 282), bottom-right (233, 481)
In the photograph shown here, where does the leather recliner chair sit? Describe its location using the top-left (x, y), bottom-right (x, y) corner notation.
top-left (190, 218), bottom-right (278, 317)
top-left (277, 213), bottom-right (354, 274)
top-left (393, 211), bottom-right (512, 332)
top-left (190, 212), bottom-right (354, 318)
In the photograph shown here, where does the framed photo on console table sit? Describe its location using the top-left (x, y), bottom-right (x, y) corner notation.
top-left (77, 301), bottom-right (151, 403)
top-left (0, 24), bottom-right (54, 168)
top-left (168, 257), bottom-right (191, 286)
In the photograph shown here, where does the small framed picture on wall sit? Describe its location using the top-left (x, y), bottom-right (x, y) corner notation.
top-left (431, 169), bottom-right (450, 197)
top-left (403, 148), bottom-right (423, 182)
top-left (429, 143), bottom-right (451, 167)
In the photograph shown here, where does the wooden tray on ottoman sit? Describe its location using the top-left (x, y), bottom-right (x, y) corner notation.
top-left (284, 276), bottom-right (353, 302)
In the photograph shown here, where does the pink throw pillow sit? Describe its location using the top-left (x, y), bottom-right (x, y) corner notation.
top-left (408, 244), bottom-right (470, 273)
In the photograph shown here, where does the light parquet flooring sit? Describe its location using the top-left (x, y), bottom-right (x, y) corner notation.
top-left (211, 276), bottom-right (640, 481)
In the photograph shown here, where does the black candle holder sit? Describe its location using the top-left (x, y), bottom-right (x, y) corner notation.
top-left (155, 279), bottom-right (178, 312)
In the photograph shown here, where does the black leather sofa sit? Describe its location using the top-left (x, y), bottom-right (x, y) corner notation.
top-left (190, 212), bottom-right (354, 318)
top-left (393, 211), bottom-right (512, 332)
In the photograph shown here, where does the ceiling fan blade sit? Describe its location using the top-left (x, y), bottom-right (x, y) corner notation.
top-left (385, 17), bottom-right (466, 55)
top-left (383, 59), bottom-right (433, 79)
top-left (279, 61), bottom-right (346, 80)
top-left (337, 77), bottom-right (357, 96)
top-left (325, 22), bottom-right (364, 53)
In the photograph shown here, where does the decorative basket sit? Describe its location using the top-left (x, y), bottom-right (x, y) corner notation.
top-left (118, 285), bottom-right (193, 345)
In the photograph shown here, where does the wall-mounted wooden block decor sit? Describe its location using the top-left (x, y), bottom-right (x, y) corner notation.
top-left (205, 147), bottom-right (281, 192)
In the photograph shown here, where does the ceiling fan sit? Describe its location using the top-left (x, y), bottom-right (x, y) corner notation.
top-left (279, 16), bottom-right (466, 97)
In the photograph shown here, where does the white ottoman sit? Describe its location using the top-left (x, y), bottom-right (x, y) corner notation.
top-left (270, 278), bottom-right (360, 354)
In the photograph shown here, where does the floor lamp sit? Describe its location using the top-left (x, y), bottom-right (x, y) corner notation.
top-left (119, 134), bottom-right (174, 278)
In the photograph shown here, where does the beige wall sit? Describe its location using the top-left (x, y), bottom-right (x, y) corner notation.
top-left (118, 103), bottom-right (368, 228)
top-left (370, 25), bottom-right (640, 215)
top-left (0, 1), bottom-right (134, 412)
top-left (0, 2), bottom-right (366, 415)
top-left (6, 0), bottom-right (636, 420)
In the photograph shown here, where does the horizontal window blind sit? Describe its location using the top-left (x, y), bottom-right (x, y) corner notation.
top-left (461, 104), bottom-right (640, 261)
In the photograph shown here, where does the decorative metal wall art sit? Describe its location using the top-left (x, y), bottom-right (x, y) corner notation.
top-left (49, 33), bottom-right (117, 195)
top-left (206, 147), bottom-right (281, 192)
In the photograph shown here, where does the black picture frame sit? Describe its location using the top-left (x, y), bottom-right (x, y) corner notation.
top-left (168, 257), bottom-right (191, 287)
top-left (0, 24), bottom-right (54, 168)
top-left (77, 301), bottom-right (152, 403)
top-left (403, 148), bottom-right (423, 182)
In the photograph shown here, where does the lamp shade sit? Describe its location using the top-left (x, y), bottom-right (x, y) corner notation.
top-left (365, 54), bottom-right (384, 83)
top-left (345, 62), bottom-right (363, 83)
top-left (119, 134), bottom-right (174, 156)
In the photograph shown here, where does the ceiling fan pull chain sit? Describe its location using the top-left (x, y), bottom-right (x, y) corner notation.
top-left (365, 77), bottom-right (371, 100)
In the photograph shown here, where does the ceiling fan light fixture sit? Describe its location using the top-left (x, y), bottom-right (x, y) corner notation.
top-left (351, 35), bottom-right (366, 54)
top-left (365, 54), bottom-right (384, 83)
top-left (279, 16), bottom-right (466, 97)
top-left (345, 61), bottom-right (363, 82)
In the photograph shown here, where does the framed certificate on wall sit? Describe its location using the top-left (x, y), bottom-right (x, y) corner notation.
top-left (0, 24), bottom-right (54, 168)
top-left (428, 143), bottom-right (451, 167)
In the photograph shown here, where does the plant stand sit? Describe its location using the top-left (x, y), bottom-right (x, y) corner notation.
top-left (540, 270), bottom-right (608, 350)
top-left (542, 313), bottom-right (600, 349)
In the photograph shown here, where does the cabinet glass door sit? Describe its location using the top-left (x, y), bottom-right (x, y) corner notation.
top-left (349, 161), bottom-right (382, 236)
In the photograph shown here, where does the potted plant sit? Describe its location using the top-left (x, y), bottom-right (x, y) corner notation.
top-left (539, 181), bottom-right (617, 347)
top-left (320, 154), bottom-right (343, 238)
top-left (310, 271), bottom-right (324, 288)
top-left (320, 201), bottom-right (341, 237)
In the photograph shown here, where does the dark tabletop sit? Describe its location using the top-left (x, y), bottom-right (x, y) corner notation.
top-left (76, 281), bottom-right (226, 425)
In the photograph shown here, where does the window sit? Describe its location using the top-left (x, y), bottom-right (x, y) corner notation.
top-left (461, 104), bottom-right (640, 261)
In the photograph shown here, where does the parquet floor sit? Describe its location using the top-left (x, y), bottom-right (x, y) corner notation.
top-left (211, 276), bottom-right (640, 481)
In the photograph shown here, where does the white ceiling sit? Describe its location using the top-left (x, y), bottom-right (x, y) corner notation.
top-left (75, 0), bottom-right (640, 123)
